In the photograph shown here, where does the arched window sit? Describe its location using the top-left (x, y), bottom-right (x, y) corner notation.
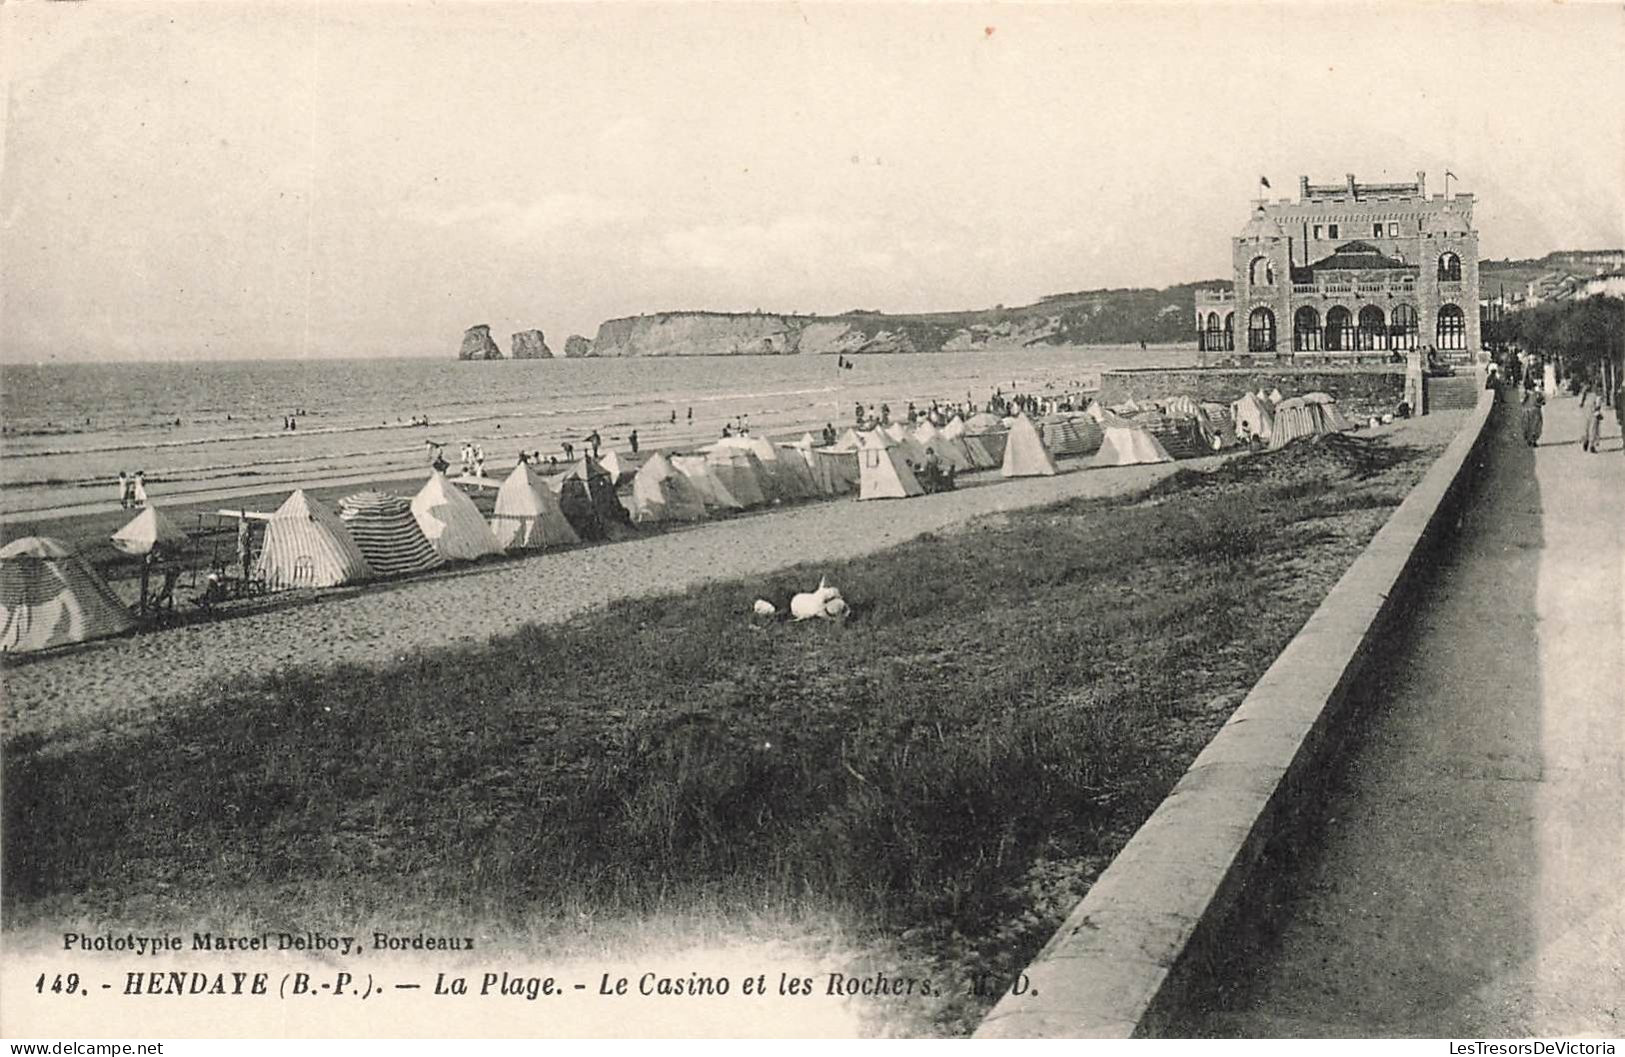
top-left (1324, 306), bottom-right (1353, 352)
top-left (1293, 306), bottom-right (1322, 351)
top-left (1249, 256), bottom-right (1275, 286)
top-left (1248, 307), bottom-right (1276, 352)
top-left (1223, 312), bottom-right (1234, 351)
top-left (1390, 305), bottom-right (1418, 350)
top-left (1357, 305), bottom-right (1387, 351)
top-left (1436, 304), bottom-right (1466, 350)
top-left (1437, 252), bottom-right (1461, 281)
top-left (1201, 312), bottom-right (1224, 351)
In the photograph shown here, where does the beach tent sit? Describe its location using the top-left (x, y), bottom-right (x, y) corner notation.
top-left (670, 454), bottom-right (746, 511)
top-left (1134, 411), bottom-right (1210, 460)
top-left (338, 491), bottom-right (445, 577)
top-left (1232, 391), bottom-right (1275, 446)
top-left (559, 456), bottom-right (635, 541)
top-left (1038, 414), bottom-right (1103, 458)
top-left (491, 463), bottom-right (580, 550)
top-left (629, 452), bottom-right (709, 524)
top-left (1160, 395), bottom-right (1203, 419)
top-left (964, 412), bottom-right (1004, 434)
top-left (1094, 424), bottom-right (1174, 467)
top-left (737, 435), bottom-right (815, 502)
top-left (1199, 403), bottom-right (1240, 450)
top-left (914, 420), bottom-right (975, 472)
top-left (597, 449), bottom-right (630, 485)
top-left (1303, 392), bottom-right (1356, 432)
top-left (704, 446), bottom-right (770, 508)
top-left (1084, 400), bottom-right (1109, 423)
top-left (411, 471), bottom-right (503, 562)
top-left (110, 504), bottom-right (190, 558)
top-left (857, 430), bottom-right (924, 500)
top-left (941, 415), bottom-right (968, 440)
top-left (826, 428), bottom-right (865, 453)
top-left (1, 537), bottom-right (136, 653)
top-left (788, 439), bottom-right (839, 497)
top-left (771, 441), bottom-right (822, 499)
top-left (1001, 415), bottom-right (1058, 477)
top-left (1268, 397), bottom-right (1331, 450)
top-left (255, 490), bottom-right (373, 590)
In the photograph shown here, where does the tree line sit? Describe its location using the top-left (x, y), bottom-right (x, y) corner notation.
top-left (1503, 294), bottom-right (1624, 403)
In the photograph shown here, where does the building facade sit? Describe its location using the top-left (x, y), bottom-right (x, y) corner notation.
top-left (1197, 172), bottom-right (1481, 364)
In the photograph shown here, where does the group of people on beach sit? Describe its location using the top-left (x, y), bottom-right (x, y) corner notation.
top-left (115, 470), bottom-right (148, 509)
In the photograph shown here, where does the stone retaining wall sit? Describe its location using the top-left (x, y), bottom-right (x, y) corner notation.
top-left (975, 388), bottom-right (1497, 1038)
top-left (1100, 367), bottom-right (1406, 420)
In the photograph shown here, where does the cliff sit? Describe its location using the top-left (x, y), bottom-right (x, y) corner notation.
top-left (584, 282), bottom-right (1219, 357)
top-left (563, 335), bottom-right (594, 359)
top-left (511, 329), bottom-right (553, 359)
top-left (458, 324), bottom-right (504, 360)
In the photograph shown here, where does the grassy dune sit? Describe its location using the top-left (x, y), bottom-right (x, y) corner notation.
top-left (4, 430), bottom-right (1440, 1034)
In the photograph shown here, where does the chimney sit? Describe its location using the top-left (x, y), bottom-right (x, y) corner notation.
top-left (1416, 170), bottom-right (1427, 197)
top-left (1299, 175), bottom-right (1310, 200)
top-left (1346, 172), bottom-right (1357, 199)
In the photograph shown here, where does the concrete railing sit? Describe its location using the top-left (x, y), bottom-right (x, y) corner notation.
top-left (975, 389), bottom-right (1498, 1038)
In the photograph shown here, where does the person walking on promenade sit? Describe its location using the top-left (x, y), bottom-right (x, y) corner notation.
top-left (1520, 388), bottom-right (1545, 447)
top-left (117, 471), bottom-right (130, 510)
top-left (1583, 385), bottom-right (1605, 454)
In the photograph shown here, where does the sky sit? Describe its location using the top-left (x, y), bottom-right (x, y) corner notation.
top-left (2, 1), bottom-right (1622, 363)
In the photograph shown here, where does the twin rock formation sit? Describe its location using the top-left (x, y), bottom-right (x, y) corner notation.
top-left (458, 325), bottom-right (595, 360)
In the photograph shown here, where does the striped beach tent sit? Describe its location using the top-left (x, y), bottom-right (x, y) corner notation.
top-left (411, 471), bottom-right (503, 562)
top-left (559, 456), bottom-right (636, 542)
top-left (1, 536), bottom-right (136, 653)
top-left (110, 504), bottom-right (189, 557)
top-left (254, 490), bottom-right (373, 590)
top-left (491, 463), bottom-right (580, 550)
top-left (1268, 397), bottom-right (1331, 450)
top-left (1303, 392), bottom-right (1356, 432)
top-left (629, 452), bottom-right (709, 524)
top-left (339, 491), bottom-right (445, 577)
top-left (1001, 414), bottom-right (1058, 477)
top-left (1134, 411), bottom-right (1210, 460)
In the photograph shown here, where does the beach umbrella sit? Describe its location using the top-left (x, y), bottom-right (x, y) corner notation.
top-left (110, 504), bottom-right (190, 558)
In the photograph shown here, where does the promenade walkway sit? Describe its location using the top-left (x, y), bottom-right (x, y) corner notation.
top-left (1183, 390), bottom-right (1623, 1037)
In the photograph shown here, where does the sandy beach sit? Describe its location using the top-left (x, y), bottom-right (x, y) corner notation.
top-left (1, 414), bottom-right (1464, 747)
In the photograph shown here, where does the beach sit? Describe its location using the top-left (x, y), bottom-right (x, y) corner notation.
top-left (2, 411), bottom-right (1461, 747)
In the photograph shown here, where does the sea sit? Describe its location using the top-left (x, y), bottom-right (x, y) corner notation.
top-left (0, 346), bottom-right (1195, 517)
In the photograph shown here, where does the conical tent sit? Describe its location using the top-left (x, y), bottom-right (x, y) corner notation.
top-left (598, 449), bottom-right (630, 485)
top-left (857, 430), bottom-right (923, 500)
top-left (941, 415), bottom-right (968, 439)
top-left (914, 421), bottom-right (974, 471)
top-left (491, 463), bottom-right (580, 550)
top-left (1, 536), bottom-right (136, 653)
top-left (704, 446), bottom-right (769, 508)
top-left (412, 471), bottom-right (503, 562)
top-left (558, 456), bottom-right (635, 541)
top-left (1084, 400), bottom-right (1109, 423)
top-left (629, 452), bottom-right (709, 524)
top-left (339, 491), bottom-right (445, 577)
top-left (1231, 391), bottom-right (1275, 445)
top-left (110, 504), bottom-right (190, 557)
top-left (827, 428), bottom-right (865, 453)
top-left (1094, 424), bottom-right (1173, 467)
top-left (255, 490), bottom-right (373, 590)
top-left (1001, 415), bottom-right (1058, 477)
top-left (670, 454), bottom-right (745, 511)
top-left (964, 412), bottom-right (1004, 434)
top-left (771, 441), bottom-right (821, 499)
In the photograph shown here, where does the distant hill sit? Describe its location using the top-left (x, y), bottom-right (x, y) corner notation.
top-left (586, 282), bottom-right (1226, 357)
top-left (1481, 249), bottom-right (1625, 297)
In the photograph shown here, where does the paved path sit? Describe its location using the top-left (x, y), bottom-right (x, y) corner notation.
top-left (1184, 392), bottom-right (1624, 1037)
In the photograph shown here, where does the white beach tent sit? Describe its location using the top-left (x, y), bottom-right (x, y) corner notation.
top-left (1093, 424), bottom-right (1174, 467)
top-left (110, 504), bottom-right (190, 557)
top-left (1, 536), bottom-right (136, 653)
top-left (629, 452), bottom-right (709, 524)
top-left (490, 463), bottom-right (580, 550)
top-left (704, 445), bottom-right (770, 508)
top-left (411, 471), bottom-right (503, 562)
top-left (339, 491), bottom-right (445, 577)
top-left (254, 490), bottom-right (374, 590)
top-left (827, 427), bottom-right (865, 453)
top-left (1231, 391), bottom-right (1275, 446)
top-left (598, 449), bottom-right (630, 485)
top-left (670, 454), bottom-right (746, 511)
top-left (914, 420), bottom-right (974, 472)
top-left (1001, 414), bottom-right (1059, 477)
top-left (857, 430), bottom-right (924, 500)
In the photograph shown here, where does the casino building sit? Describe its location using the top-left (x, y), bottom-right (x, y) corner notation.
top-left (1196, 172), bottom-right (1480, 364)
